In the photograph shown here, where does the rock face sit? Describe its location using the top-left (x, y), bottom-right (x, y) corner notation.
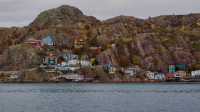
top-left (0, 45), bottom-right (42, 71)
top-left (102, 16), bottom-right (146, 27)
top-left (29, 5), bottom-right (98, 27)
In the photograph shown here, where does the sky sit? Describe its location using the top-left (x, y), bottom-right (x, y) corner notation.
top-left (0, 0), bottom-right (200, 27)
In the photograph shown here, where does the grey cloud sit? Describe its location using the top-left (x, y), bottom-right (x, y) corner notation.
top-left (0, 0), bottom-right (200, 27)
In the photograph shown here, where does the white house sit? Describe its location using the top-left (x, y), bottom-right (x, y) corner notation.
top-left (73, 55), bottom-right (78, 59)
top-left (41, 36), bottom-right (55, 47)
top-left (10, 75), bottom-right (20, 79)
top-left (80, 60), bottom-right (92, 66)
top-left (61, 62), bottom-right (69, 67)
top-left (124, 67), bottom-right (140, 76)
top-left (191, 70), bottom-right (200, 77)
top-left (68, 59), bottom-right (79, 67)
top-left (155, 73), bottom-right (165, 80)
top-left (146, 71), bottom-right (155, 79)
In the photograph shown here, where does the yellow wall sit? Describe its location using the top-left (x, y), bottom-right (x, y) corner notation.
top-left (74, 39), bottom-right (85, 48)
top-left (175, 71), bottom-right (186, 77)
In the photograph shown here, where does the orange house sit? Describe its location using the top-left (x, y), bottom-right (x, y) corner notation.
top-left (174, 70), bottom-right (186, 77)
top-left (166, 73), bottom-right (174, 80)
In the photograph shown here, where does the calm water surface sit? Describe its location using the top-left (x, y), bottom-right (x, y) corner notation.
top-left (0, 82), bottom-right (200, 112)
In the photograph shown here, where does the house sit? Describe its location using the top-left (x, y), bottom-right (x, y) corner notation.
top-left (80, 55), bottom-right (88, 60)
top-left (169, 65), bottom-right (175, 73)
top-left (73, 55), bottom-right (78, 60)
top-left (43, 56), bottom-right (57, 65)
top-left (68, 59), bottom-right (79, 67)
top-left (74, 38), bottom-right (86, 48)
top-left (90, 58), bottom-right (96, 65)
top-left (174, 70), bottom-right (186, 77)
top-left (80, 60), bottom-right (92, 66)
top-left (26, 38), bottom-right (43, 46)
top-left (191, 70), bottom-right (200, 77)
top-left (60, 62), bottom-right (69, 67)
top-left (10, 75), bottom-right (20, 79)
top-left (109, 66), bottom-right (124, 74)
top-left (146, 71), bottom-right (155, 79)
top-left (41, 36), bottom-right (55, 47)
top-left (166, 73), bottom-right (174, 81)
top-left (90, 46), bottom-right (101, 51)
top-left (124, 67), bottom-right (140, 76)
top-left (176, 63), bottom-right (185, 68)
top-left (107, 44), bottom-right (115, 48)
top-left (155, 73), bottom-right (165, 80)
top-left (61, 52), bottom-right (74, 61)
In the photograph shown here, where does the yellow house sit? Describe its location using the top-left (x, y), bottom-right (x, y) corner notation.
top-left (109, 66), bottom-right (124, 74)
top-left (174, 70), bottom-right (186, 77)
top-left (90, 58), bottom-right (96, 65)
top-left (74, 38), bottom-right (86, 48)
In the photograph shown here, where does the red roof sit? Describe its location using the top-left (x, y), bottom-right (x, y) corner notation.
top-left (76, 38), bottom-right (84, 41)
top-left (45, 56), bottom-right (57, 58)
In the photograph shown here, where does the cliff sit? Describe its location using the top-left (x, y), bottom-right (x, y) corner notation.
top-left (0, 5), bottom-right (200, 76)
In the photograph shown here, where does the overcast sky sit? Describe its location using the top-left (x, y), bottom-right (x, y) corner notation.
top-left (0, 0), bottom-right (200, 27)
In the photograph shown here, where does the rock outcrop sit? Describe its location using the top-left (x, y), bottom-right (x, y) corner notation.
top-left (0, 45), bottom-right (42, 71)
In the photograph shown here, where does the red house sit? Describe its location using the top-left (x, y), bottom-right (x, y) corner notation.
top-left (26, 38), bottom-right (43, 46)
top-left (166, 73), bottom-right (174, 81)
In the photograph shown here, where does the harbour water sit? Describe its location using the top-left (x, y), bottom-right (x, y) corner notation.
top-left (0, 82), bottom-right (200, 112)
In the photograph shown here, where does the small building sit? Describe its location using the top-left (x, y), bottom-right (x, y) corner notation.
top-left (90, 46), bottom-right (101, 51)
top-left (68, 59), bottom-right (79, 67)
top-left (60, 74), bottom-right (84, 82)
top-left (124, 67), bottom-right (140, 76)
top-left (155, 73), bottom-right (165, 80)
top-left (60, 62), bottom-right (69, 67)
top-left (73, 55), bottom-right (78, 60)
top-left (174, 73), bottom-right (181, 81)
top-left (191, 70), bottom-right (200, 77)
top-left (107, 44), bottom-right (115, 48)
top-left (43, 56), bottom-right (57, 65)
top-left (26, 38), bottom-right (43, 46)
top-left (41, 36), bottom-right (55, 47)
top-left (80, 55), bottom-right (88, 60)
top-left (174, 70), bottom-right (186, 77)
top-left (146, 71), bottom-right (154, 79)
top-left (10, 75), bottom-right (20, 79)
top-left (176, 63), bottom-right (185, 68)
top-left (80, 60), bottom-right (92, 66)
top-left (90, 58), bottom-right (96, 65)
top-left (166, 73), bottom-right (174, 81)
top-left (109, 66), bottom-right (124, 74)
top-left (169, 65), bottom-right (175, 73)
top-left (61, 52), bottom-right (73, 61)
top-left (74, 38), bottom-right (86, 48)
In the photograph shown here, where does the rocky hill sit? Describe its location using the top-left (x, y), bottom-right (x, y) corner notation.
top-left (0, 5), bottom-right (200, 74)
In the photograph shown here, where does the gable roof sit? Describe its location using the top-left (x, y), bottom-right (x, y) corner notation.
top-left (76, 38), bottom-right (84, 41)
top-left (45, 56), bottom-right (57, 58)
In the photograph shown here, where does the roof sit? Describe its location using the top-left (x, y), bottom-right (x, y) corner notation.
top-left (45, 56), bottom-right (57, 58)
top-left (76, 38), bottom-right (84, 41)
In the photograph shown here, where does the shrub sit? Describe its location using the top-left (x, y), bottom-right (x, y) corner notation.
top-left (84, 25), bottom-right (90, 30)
top-left (36, 66), bottom-right (42, 73)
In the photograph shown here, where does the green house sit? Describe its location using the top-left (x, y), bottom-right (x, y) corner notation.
top-left (43, 56), bottom-right (57, 65)
top-left (169, 65), bottom-right (175, 73)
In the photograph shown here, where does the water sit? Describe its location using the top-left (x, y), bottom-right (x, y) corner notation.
top-left (0, 82), bottom-right (200, 112)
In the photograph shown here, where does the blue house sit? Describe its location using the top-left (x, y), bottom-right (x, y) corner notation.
top-left (176, 63), bottom-right (185, 68)
top-left (169, 65), bottom-right (175, 73)
top-left (41, 36), bottom-right (55, 47)
top-left (61, 52), bottom-right (74, 61)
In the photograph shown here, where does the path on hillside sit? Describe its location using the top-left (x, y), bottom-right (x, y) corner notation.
top-left (0, 68), bottom-right (37, 73)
